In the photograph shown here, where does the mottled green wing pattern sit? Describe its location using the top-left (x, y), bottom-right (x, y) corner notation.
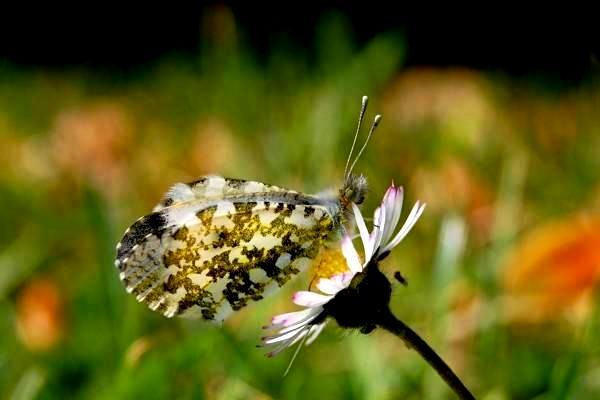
top-left (115, 184), bottom-right (340, 321)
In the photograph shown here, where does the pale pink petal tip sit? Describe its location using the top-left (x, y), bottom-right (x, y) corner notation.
top-left (383, 190), bottom-right (393, 204)
top-left (292, 291), bottom-right (331, 307)
top-left (382, 188), bottom-right (393, 204)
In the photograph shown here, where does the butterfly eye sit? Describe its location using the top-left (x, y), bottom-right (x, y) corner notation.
top-left (342, 174), bottom-right (367, 206)
top-left (353, 189), bottom-right (366, 205)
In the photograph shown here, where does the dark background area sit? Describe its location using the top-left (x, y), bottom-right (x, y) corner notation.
top-left (1, 2), bottom-right (598, 83)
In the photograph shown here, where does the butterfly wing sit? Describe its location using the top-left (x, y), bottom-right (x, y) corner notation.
top-left (153, 175), bottom-right (292, 211)
top-left (116, 183), bottom-right (340, 321)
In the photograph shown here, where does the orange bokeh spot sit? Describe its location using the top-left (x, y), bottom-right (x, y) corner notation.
top-left (502, 215), bottom-right (600, 323)
top-left (16, 278), bottom-right (65, 351)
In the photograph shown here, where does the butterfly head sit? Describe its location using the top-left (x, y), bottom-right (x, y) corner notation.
top-left (340, 174), bottom-right (367, 207)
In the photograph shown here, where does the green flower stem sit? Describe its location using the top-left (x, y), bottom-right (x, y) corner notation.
top-left (376, 309), bottom-right (476, 400)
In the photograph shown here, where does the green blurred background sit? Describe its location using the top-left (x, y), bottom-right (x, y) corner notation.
top-left (1, 4), bottom-right (600, 400)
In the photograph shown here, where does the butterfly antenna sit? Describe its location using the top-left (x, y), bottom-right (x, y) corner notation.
top-left (347, 113), bottom-right (382, 177)
top-left (344, 96), bottom-right (369, 180)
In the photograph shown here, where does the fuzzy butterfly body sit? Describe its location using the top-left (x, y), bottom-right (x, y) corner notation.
top-left (115, 96), bottom-right (378, 322)
top-left (115, 175), bottom-right (355, 321)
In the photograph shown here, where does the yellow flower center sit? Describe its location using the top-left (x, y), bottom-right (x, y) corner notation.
top-left (309, 247), bottom-right (353, 289)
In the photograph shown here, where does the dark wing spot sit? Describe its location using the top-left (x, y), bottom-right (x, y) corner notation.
top-left (164, 275), bottom-right (178, 294)
top-left (187, 177), bottom-right (208, 186)
top-left (242, 246), bottom-right (264, 261)
top-left (201, 309), bottom-right (215, 320)
top-left (161, 197), bottom-right (174, 207)
top-left (225, 178), bottom-right (246, 188)
top-left (116, 211), bottom-right (167, 261)
top-left (304, 206), bottom-right (315, 217)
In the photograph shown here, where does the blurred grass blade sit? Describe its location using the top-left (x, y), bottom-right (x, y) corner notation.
top-left (10, 366), bottom-right (46, 400)
top-left (0, 229), bottom-right (44, 299)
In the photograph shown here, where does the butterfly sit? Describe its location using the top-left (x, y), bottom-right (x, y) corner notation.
top-left (114, 96), bottom-right (381, 321)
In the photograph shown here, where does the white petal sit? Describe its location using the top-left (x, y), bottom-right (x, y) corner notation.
top-left (266, 329), bottom-right (309, 356)
top-left (263, 326), bottom-right (305, 344)
top-left (269, 307), bottom-right (317, 328)
top-left (382, 201), bottom-right (426, 254)
top-left (365, 207), bottom-right (380, 258)
top-left (381, 185), bottom-right (404, 246)
top-left (352, 203), bottom-right (371, 256)
top-left (369, 205), bottom-right (386, 258)
top-left (306, 322), bottom-right (327, 345)
top-left (293, 291), bottom-right (333, 307)
top-left (276, 310), bottom-right (320, 334)
top-left (330, 271), bottom-right (354, 288)
top-left (380, 186), bottom-right (394, 237)
top-left (339, 271), bottom-right (355, 286)
top-left (317, 277), bottom-right (345, 295)
top-left (287, 328), bottom-right (309, 347)
top-left (341, 234), bottom-right (363, 273)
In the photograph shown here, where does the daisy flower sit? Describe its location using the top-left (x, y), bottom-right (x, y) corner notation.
top-left (261, 183), bottom-right (426, 357)
top-left (261, 185), bottom-right (475, 400)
